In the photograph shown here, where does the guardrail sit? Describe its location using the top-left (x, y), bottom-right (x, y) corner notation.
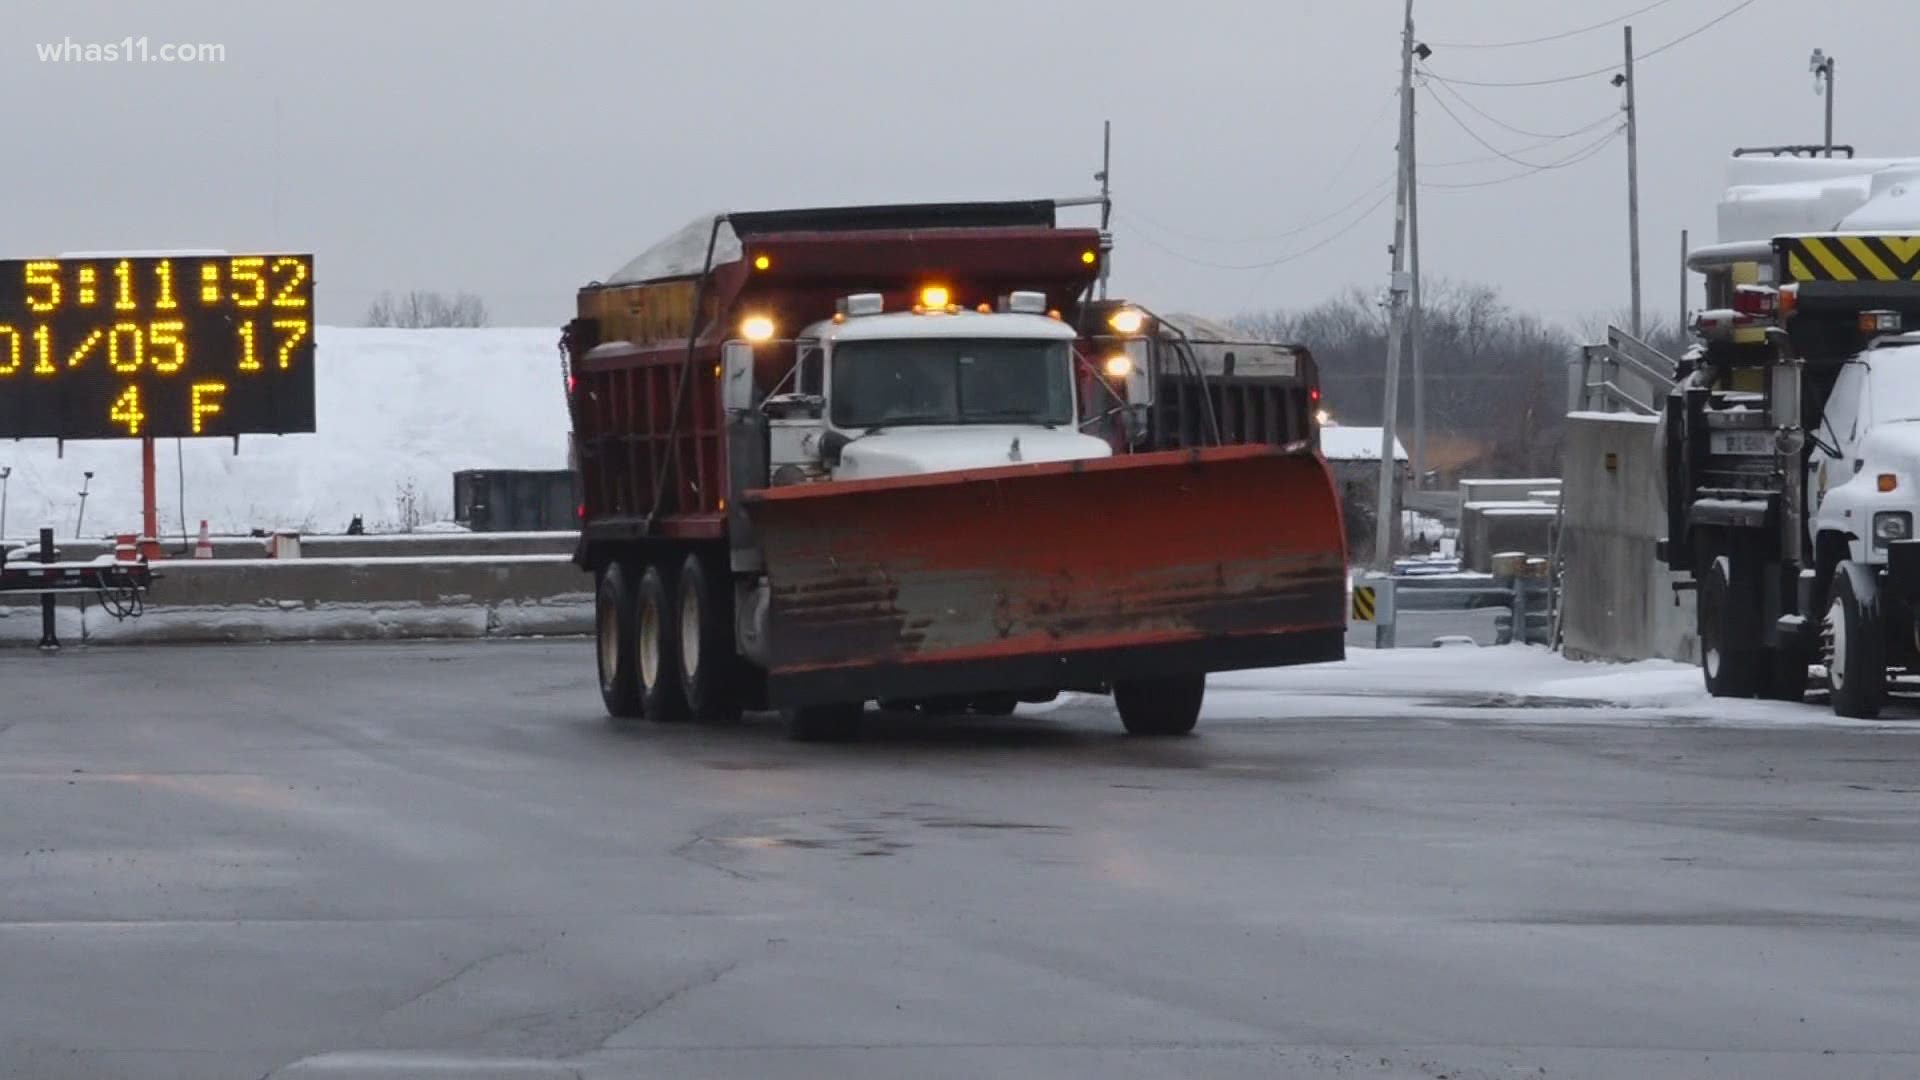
top-left (1572, 327), bottom-right (1679, 416)
top-left (1355, 555), bottom-right (1555, 648)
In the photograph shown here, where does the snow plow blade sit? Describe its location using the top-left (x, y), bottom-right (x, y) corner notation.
top-left (743, 444), bottom-right (1347, 708)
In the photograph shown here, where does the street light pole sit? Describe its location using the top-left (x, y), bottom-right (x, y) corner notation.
top-left (1811, 49), bottom-right (1836, 156)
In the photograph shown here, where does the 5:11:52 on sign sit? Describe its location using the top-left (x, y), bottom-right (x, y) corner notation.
top-left (0, 253), bottom-right (316, 439)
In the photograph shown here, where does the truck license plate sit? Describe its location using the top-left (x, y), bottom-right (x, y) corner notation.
top-left (1710, 430), bottom-right (1773, 455)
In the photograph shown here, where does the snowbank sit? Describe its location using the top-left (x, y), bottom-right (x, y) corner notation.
top-left (0, 327), bottom-right (570, 541)
top-left (1209, 646), bottom-right (1919, 730)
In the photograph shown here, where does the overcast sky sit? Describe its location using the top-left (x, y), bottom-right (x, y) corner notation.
top-left (4, 0), bottom-right (1909, 331)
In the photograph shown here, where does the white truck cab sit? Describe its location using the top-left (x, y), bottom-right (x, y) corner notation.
top-left (760, 297), bottom-right (1112, 483)
top-left (1807, 332), bottom-right (1920, 566)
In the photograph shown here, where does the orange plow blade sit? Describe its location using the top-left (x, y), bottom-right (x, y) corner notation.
top-left (743, 444), bottom-right (1348, 707)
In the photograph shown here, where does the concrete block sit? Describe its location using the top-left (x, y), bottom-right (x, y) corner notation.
top-left (0, 555), bottom-right (592, 645)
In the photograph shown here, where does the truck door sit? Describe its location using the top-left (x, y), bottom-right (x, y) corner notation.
top-left (1810, 361), bottom-right (1868, 514)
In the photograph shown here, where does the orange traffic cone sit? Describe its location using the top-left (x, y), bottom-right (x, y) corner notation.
top-left (193, 520), bottom-right (214, 559)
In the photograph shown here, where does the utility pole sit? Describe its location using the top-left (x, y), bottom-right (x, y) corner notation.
top-left (1408, 74), bottom-right (1426, 492)
top-left (1096, 119), bottom-right (1113, 299)
top-left (1374, 0), bottom-right (1415, 569)
top-left (1619, 26), bottom-right (1643, 338)
top-left (1810, 50), bottom-right (1835, 156)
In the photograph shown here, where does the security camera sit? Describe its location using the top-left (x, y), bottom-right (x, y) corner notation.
top-left (83, 471), bottom-right (94, 480)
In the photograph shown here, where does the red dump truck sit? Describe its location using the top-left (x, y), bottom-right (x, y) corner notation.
top-left (562, 200), bottom-right (1346, 740)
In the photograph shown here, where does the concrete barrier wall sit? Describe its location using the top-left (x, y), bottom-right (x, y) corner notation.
top-left (0, 555), bottom-right (592, 645)
top-left (6, 531), bottom-right (576, 563)
top-left (1558, 413), bottom-right (1696, 663)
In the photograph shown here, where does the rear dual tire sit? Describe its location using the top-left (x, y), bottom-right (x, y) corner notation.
top-left (596, 563), bottom-right (644, 725)
top-left (599, 553), bottom-right (747, 728)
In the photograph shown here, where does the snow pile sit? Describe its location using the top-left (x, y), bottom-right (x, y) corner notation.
top-left (1210, 647), bottom-right (1917, 729)
top-left (1319, 425), bottom-right (1407, 462)
top-left (0, 327), bottom-right (570, 540)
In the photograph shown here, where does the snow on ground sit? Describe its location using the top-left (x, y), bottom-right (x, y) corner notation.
top-left (1205, 646), bottom-right (1920, 730)
top-left (0, 327), bottom-right (569, 542)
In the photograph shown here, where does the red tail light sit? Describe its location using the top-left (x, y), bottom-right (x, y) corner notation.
top-left (566, 374), bottom-right (577, 395)
top-left (1309, 386), bottom-right (1321, 402)
top-left (575, 502), bottom-right (586, 521)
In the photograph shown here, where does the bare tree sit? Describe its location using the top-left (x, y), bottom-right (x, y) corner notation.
top-left (364, 290), bottom-right (490, 328)
top-left (1236, 279), bottom-right (1580, 480)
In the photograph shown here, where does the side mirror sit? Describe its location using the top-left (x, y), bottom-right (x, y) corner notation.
top-left (820, 429), bottom-right (851, 465)
top-left (722, 341), bottom-right (756, 413)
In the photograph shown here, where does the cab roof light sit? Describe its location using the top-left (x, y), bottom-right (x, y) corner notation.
top-left (1860, 310), bottom-right (1903, 335)
top-left (837, 292), bottom-right (884, 317)
top-left (919, 285), bottom-right (951, 310)
top-left (1879, 473), bottom-right (1899, 493)
top-left (1002, 290), bottom-right (1048, 315)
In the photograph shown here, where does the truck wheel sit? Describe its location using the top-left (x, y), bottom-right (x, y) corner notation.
top-left (1826, 561), bottom-right (1886, 719)
top-left (1114, 673), bottom-right (1205, 736)
top-left (786, 702), bottom-right (863, 742)
top-left (595, 563), bottom-right (644, 725)
top-left (1699, 555), bottom-right (1762, 697)
top-left (676, 552), bottom-right (742, 724)
top-left (636, 562), bottom-right (690, 724)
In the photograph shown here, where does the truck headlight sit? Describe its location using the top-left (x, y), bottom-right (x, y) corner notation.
top-left (1872, 511), bottom-right (1912, 546)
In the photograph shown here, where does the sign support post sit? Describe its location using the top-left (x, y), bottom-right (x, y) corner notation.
top-left (141, 435), bottom-right (159, 557)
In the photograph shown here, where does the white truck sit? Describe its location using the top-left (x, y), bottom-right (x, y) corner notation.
top-left (1664, 230), bottom-right (1920, 717)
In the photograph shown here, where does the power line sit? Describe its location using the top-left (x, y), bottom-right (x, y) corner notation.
top-left (1118, 87), bottom-right (1398, 248)
top-left (1118, 171), bottom-right (1393, 247)
top-left (1419, 102), bottom-right (1619, 168)
top-left (1422, 127), bottom-right (1625, 189)
top-left (1421, 77), bottom-right (1608, 169)
top-left (1119, 188), bottom-right (1395, 271)
top-left (1422, 73), bottom-right (1616, 140)
top-left (1421, 0), bottom-right (1760, 87)
top-left (1425, 0), bottom-right (1682, 49)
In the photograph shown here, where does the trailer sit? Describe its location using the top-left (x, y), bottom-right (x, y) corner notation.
top-left (1665, 229), bottom-right (1920, 717)
top-left (562, 200), bottom-right (1347, 740)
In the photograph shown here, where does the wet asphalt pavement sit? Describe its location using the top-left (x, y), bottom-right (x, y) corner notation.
top-left (3, 639), bottom-right (1918, 1080)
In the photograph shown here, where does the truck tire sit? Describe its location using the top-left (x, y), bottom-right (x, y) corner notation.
top-left (1699, 555), bottom-right (1763, 697)
top-left (1826, 561), bottom-right (1886, 719)
top-left (676, 552), bottom-right (742, 724)
top-left (787, 702), bottom-right (863, 742)
top-left (636, 562), bottom-right (690, 724)
top-left (1114, 673), bottom-right (1205, 736)
top-left (595, 563), bottom-right (644, 725)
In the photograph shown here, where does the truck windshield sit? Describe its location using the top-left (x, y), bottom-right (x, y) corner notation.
top-left (1869, 346), bottom-right (1920, 424)
top-left (830, 339), bottom-right (1074, 430)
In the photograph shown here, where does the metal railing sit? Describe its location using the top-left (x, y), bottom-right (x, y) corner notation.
top-left (1571, 327), bottom-right (1678, 416)
top-left (1358, 557), bottom-right (1556, 648)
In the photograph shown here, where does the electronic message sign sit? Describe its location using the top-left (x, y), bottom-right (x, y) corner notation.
top-left (0, 253), bottom-right (315, 439)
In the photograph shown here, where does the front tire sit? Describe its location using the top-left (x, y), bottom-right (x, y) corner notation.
top-left (1699, 555), bottom-right (1763, 697)
top-left (676, 553), bottom-right (743, 723)
top-left (636, 562), bottom-right (690, 724)
top-left (1826, 561), bottom-right (1886, 719)
top-left (595, 563), bottom-right (643, 725)
top-left (1115, 673), bottom-right (1205, 736)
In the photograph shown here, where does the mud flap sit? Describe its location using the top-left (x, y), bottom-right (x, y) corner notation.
top-left (742, 444), bottom-right (1348, 707)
